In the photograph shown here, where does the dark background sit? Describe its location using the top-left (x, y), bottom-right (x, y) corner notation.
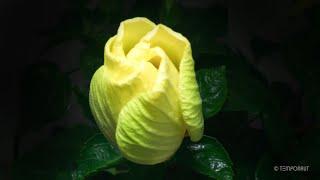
top-left (1, 0), bottom-right (320, 179)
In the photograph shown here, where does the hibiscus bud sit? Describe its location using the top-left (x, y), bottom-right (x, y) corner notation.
top-left (89, 17), bottom-right (203, 165)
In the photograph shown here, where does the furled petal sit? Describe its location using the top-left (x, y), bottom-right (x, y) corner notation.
top-left (89, 61), bottom-right (158, 143)
top-left (89, 65), bottom-right (117, 143)
top-left (110, 17), bottom-right (156, 60)
top-left (115, 50), bottom-right (185, 164)
top-left (101, 18), bottom-right (159, 122)
top-left (138, 24), bottom-right (204, 142)
top-left (104, 60), bottom-right (158, 122)
top-left (179, 45), bottom-right (204, 141)
top-left (139, 24), bottom-right (187, 69)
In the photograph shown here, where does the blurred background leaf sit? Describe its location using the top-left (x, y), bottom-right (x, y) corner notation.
top-left (79, 43), bottom-right (104, 83)
top-left (73, 86), bottom-right (95, 123)
top-left (20, 62), bottom-right (72, 133)
top-left (177, 6), bottom-right (228, 58)
top-left (13, 126), bottom-right (97, 180)
top-left (128, 0), bottom-right (162, 22)
top-left (254, 153), bottom-right (286, 180)
top-left (288, 128), bottom-right (320, 178)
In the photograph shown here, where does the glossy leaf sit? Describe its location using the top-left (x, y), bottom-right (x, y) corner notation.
top-left (196, 66), bottom-right (228, 119)
top-left (73, 133), bottom-right (123, 179)
top-left (176, 136), bottom-right (233, 180)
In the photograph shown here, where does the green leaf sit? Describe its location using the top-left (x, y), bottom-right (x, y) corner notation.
top-left (176, 136), bottom-right (234, 180)
top-left (20, 62), bottom-right (72, 132)
top-left (196, 66), bottom-right (228, 119)
top-left (73, 133), bottom-right (123, 179)
top-left (13, 126), bottom-right (98, 180)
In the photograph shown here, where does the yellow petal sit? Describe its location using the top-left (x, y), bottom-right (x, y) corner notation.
top-left (103, 25), bottom-right (159, 122)
top-left (140, 24), bottom-right (188, 69)
top-left (179, 44), bottom-right (204, 142)
top-left (104, 61), bottom-right (158, 122)
top-left (89, 66), bottom-right (117, 143)
top-left (137, 23), bottom-right (204, 142)
top-left (115, 53), bottom-right (185, 165)
top-left (90, 19), bottom-right (159, 144)
top-left (111, 17), bottom-right (156, 59)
